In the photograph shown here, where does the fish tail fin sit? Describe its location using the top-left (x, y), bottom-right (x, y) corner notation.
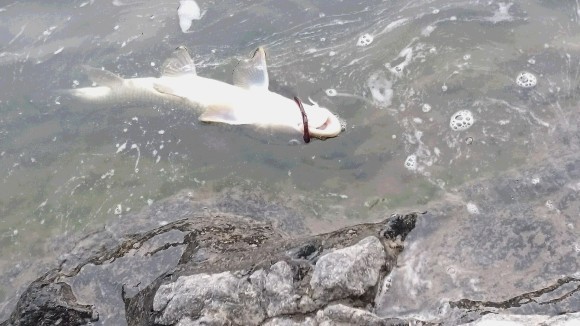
top-left (56, 65), bottom-right (123, 103)
top-left (56, 86), bottom-right (113, 102)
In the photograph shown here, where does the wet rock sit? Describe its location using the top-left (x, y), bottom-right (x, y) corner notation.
top-left (261, 317), bottom-right (317, 326)
top-left (3, 202), bottom-right (580, 325)
top-left (316, 304), bottom-right (384, 325)
top-left (2, 276), bottom-right (96, 326)
top-left (124, 212), bottom-right (422, 325)
top-left (310, 236), bottom-right (386, 302)
top-left (462, 312), bottom-right (580, 325)
top-left (251, 261), bottom-right (299, 317)
top-left (153, 271), bottom-right (265, 325)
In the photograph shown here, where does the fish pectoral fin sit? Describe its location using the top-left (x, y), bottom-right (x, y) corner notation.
top-left (161, 46), bottom-right (197, 77)
top-left (81, 65), bottom-right (123, 87)
top-left (199, 105), bottom-right (242, 125)
top-left (233, 47), bottom-right (269, 91)
top-left (152, 82), bottom-right (186, 98)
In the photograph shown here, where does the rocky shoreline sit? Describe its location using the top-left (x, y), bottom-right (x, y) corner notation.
top-left (2, 201), bottom-right (579, 325)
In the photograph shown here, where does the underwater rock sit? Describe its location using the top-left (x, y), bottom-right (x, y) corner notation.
top-left (1, 276), bottom-right (96, 326)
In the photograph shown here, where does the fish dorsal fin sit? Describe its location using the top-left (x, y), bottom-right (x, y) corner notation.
top-left (81, 65), bottom-right (124, 87)
top-left (161, 46), bottom-right (197, 77)
top-left (199, 105), bottom-right (243, 125)
top-left (233, 47), bottom-right (269, 90)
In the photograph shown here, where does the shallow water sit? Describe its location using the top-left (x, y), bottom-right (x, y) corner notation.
top-left (1, 0), bottom-right (580, 321)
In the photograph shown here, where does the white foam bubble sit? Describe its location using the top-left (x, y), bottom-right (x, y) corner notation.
top-left (325, 89), bottom-right (337, 97)
top-left (178, 0), bottom-right (201, 33)
top-left (421, 103), bottom-right (432, 112)
top-left (114, 204), bottom-right (122, 215)
top-left (404, 155), bottom-right (417, 171)
top-left (386, 47), bottom-right (413, 77)
top-left (367, 71), bottom-right (393, 107)
top-left (421, 25), bottom-right (436, 37)
top-left (516, 71), bottom-right (537, 88)
top-left (488, 2), bottom-right (514, 23)
top-left (545, 200), bottom-right (555, 210)
top-left (466, 202), bottom-right (479, 214)
top-left (449, 110), bottom-right (474, 131)
top-left (116, 141), bottom-right (127, 153)
top-left (356, 33), bottom-right (374, 46)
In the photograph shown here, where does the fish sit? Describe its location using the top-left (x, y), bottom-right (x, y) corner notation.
top-left (65, 46), bottom-right (343, 141)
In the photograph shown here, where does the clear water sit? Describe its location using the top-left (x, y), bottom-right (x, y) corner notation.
top-left (1, 0), bottom-right (580, 321)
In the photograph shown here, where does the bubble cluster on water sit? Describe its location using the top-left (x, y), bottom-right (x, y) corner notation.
top-left (421, 103), bottom-right (431, 113)
top-left (386, 47), bottom-right (413, 77)
top-left (404, 155), bottom-right (417, 171)
top-left (449, 110), bottom-right (474, 131)
top-left (367, 71), bottom-right (393, 106)
top-left (516, 71), bottom-right (537, 88)
top-left (466, 202), bottom-right (479, 214)
top-left (114, 204), bottom-right (123, 215)
top-left (421, 25), bottom-right (436, 37)
top-left (325, 88), bottom-right (337, 96)
top-left (338, 115), bottom-right (347, 131)
top-left (357, 33), bottom-right (374, 46)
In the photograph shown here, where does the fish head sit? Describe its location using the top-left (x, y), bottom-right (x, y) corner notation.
top-left (300, 102), bottom-right (343, 139)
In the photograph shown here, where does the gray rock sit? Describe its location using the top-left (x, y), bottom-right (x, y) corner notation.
top-left (261, 317), bottom-right (317, 326)
top-left (316, 304), bottom-right (384, 326)
top-left (251, 261), bottom-right (299, 317)
top-left (1, 277), bottom-right (97, 326)
top-left (4, 201), bottom-right (579, 326)
top-left (153, 271), bottom-right (265, 325)
top-left (461, 312), bottom-right (580, 325)
top-left (125, 213), bottom-right (420, 325)
top-left (310, 236), bottom-right (386, 301)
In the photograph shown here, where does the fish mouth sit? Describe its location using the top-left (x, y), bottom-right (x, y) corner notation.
top-left (316, 117), bottom-right (332, 130)
top-left (309, 114), bottom-right (342, 139)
